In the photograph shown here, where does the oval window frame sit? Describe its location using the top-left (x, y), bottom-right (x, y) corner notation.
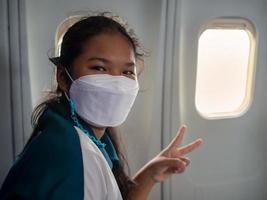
top-left (195, 17), bottom-right (258, 119)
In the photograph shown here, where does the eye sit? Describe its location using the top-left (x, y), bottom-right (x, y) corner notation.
top-left (92, 66), bottom-right (106, 72)
top-left (123, 70), bottom-right (135, 76)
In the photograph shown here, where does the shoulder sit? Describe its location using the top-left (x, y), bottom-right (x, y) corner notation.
top-left (0, 109), bottom-right (84, 199)
top-left (23, 109), bottom-right (82, 165)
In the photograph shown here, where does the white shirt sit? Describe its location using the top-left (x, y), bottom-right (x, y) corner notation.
top-left (75, 127), bottom-right (123, 200)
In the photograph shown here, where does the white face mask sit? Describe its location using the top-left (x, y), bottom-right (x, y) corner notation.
top-left (66, 70), bottom-right (139, 127)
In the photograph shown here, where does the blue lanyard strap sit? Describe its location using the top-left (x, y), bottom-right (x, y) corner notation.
top-left (69, 99), bottom-right (106, 149)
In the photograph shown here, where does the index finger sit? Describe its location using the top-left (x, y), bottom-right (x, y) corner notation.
top-left (177, 138), bottom-right (203, 156)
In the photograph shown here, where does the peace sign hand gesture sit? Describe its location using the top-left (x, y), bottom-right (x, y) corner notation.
top-left (146, 125), bottom-right (203, 182)
top-left (130, 125), bottom-right (203, 199)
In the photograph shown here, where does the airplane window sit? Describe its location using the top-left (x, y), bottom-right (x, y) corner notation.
top-left (55, 15), bottom-right (82, 56)
top-left (195, 18), bottom-right (257, 119)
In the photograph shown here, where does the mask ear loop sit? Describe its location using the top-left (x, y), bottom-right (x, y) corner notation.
top-left (64, 67), bottom-right (74, 82)
top-left (63, 67), bottom-right (106, 148)
top-left (63, 67), bottom-right (73, 101)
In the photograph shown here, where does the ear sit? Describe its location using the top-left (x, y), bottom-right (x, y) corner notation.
top-left (56, 65), bottom-right (70, 92)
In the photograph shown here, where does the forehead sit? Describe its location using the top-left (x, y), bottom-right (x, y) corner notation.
top-left (80, 32), bottom-right (136, 62)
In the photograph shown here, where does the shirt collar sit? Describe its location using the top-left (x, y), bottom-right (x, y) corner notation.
top-left (49, 101), bottom-right (120, 169)
top-left (76, 117), bottom-right (120, 169)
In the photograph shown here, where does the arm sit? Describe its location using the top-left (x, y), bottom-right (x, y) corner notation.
top-left (127, 125), bottom-right (203, 200)
top-left (127, 163), bottom-right (156, 200)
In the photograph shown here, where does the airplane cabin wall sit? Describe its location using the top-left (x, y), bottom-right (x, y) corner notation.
top-left (0, 0), bottom-right (14, 186)
top-left (165, 0), bottom-right (267, 199)
top-left (1, 0), bottom-right (266, 200)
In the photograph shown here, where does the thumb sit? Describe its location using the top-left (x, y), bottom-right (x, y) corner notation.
top-left (159, 157), bottom-right (186, 169)
top-left (156, 157), bottom-right (187, 175)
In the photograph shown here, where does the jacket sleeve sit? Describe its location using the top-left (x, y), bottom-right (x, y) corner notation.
top-left (0, 122), bottom-right (84, 200)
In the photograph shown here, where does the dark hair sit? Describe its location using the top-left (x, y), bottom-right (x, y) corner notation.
top-left (27, 12), bottom-right (145, 199)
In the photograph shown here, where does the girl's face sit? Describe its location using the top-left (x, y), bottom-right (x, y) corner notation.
top-left (71, 32), bottom-right (137, 81)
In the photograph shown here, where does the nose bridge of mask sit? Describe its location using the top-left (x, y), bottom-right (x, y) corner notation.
top-left (64, 68), bottom-right (138, 88)
top-left (77, 74), bottom-right (139, 92)
top-left (64, 67), bottom-right (139, 96)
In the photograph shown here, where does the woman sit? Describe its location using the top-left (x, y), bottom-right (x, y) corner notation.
top-left (0, 12), bottom-right (203, 200)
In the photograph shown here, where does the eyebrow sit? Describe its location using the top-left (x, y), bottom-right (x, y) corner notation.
top-left (87, 57), bottom-right (136, 67)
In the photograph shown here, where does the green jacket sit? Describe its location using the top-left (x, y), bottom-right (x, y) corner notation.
top-left (0, 105), bottom-right (119, 199)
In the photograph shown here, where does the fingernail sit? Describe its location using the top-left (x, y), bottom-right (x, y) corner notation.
top-left (197, 138), bottom-right (204, 144)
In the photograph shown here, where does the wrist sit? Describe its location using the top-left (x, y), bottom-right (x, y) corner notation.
top-left (128, 164), bottom-right (156, 199)
top-left (134, 165), bottom-right (156, 187)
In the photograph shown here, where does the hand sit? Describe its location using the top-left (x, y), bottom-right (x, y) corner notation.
top-left (146, 125), bottom-right (203, 183)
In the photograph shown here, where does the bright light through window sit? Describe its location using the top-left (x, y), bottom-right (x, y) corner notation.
top-left (195, 18), bottom-right (257, 119)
